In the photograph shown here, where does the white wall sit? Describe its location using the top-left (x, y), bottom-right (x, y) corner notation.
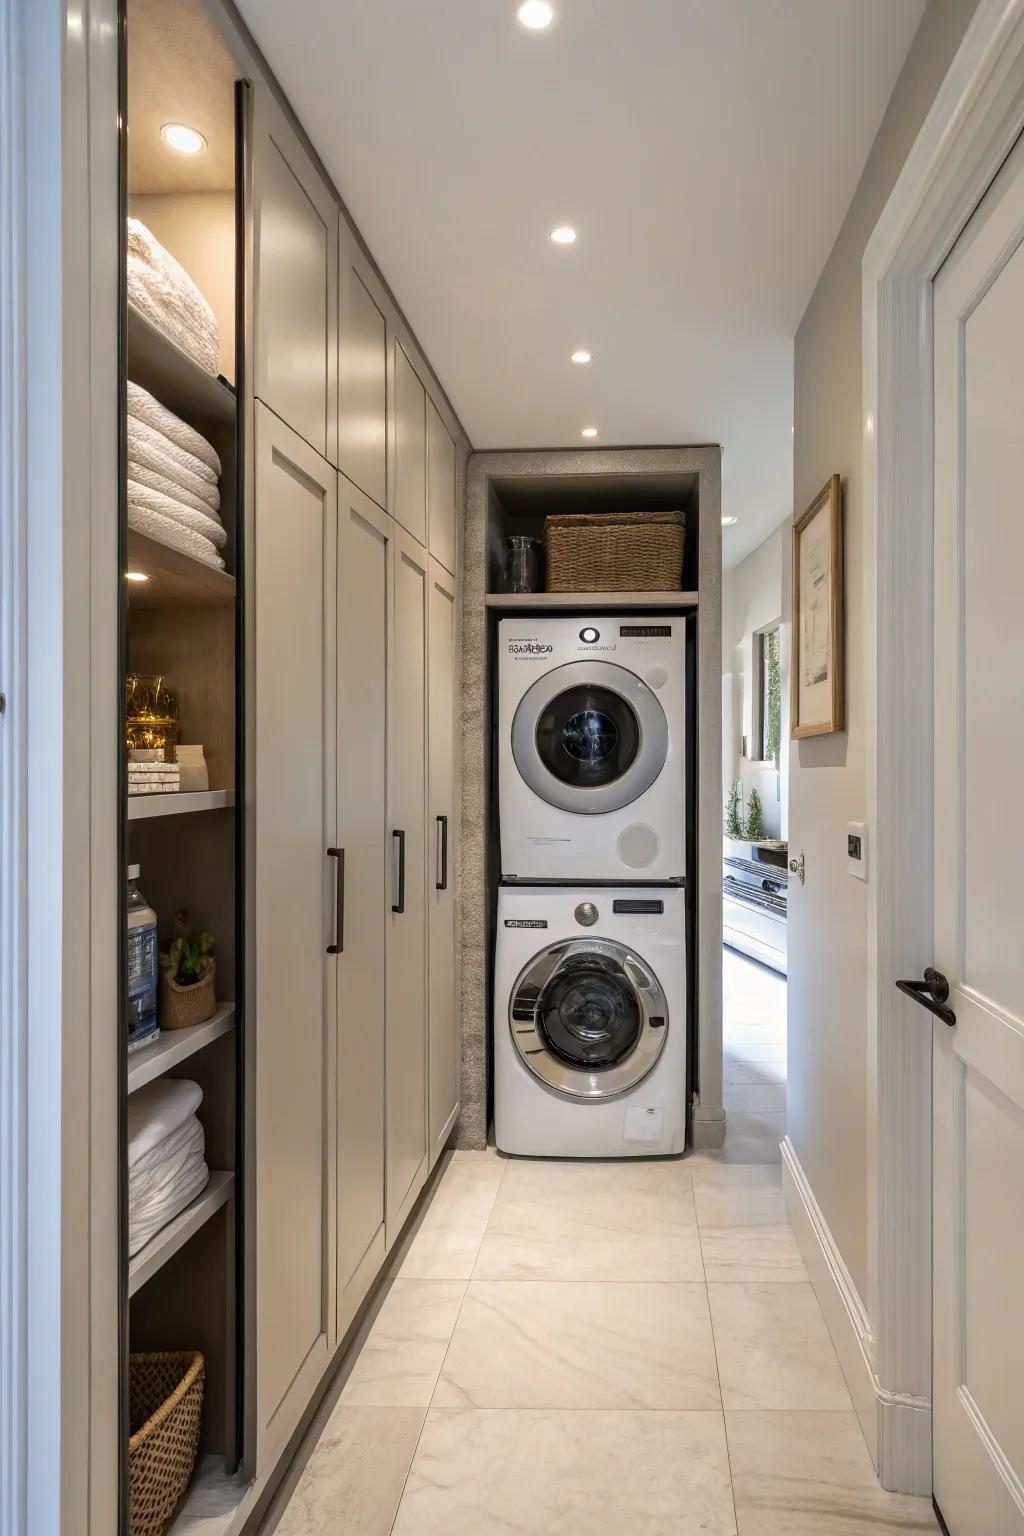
top-left (722, 523), bottom-right (788, 840)
top-left (789, 0), bottom-right (978, 1305)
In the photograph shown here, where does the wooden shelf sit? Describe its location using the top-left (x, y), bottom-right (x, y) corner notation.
top-left (485, 590), bottom-right (698, 610)
top-left (127, 304), bottom-right (236, 436)
top-left (128, 1004), bottom-right (236, 1095)
top-left (128, 1170), bottom-right (234, 1298)
top-left (126, 529), bottom-right (236, 609)
top-left (128, 788), bottom-right (235, 821)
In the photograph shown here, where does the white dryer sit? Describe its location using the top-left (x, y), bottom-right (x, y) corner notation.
top-left (494, 886), bottom-right (687, 1158)
top-left (497, 615), bottom-right (686, 883)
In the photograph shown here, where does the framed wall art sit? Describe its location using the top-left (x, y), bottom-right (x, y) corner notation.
top-left (791, 473), bottom-right (844, 737)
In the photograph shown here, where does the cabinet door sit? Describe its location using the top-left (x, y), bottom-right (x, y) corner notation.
top-left (255, 109), bottom-right (338, 462)
top-left (392, 340), bottom-right (427, 545)
top-left (427, 398), bottom-right (457, 576)
top-left (428, 559), bottom-right (459, 1163)
top-left (386, 530), bottom-right (429, 1242)
top-left (338, 225), bottom-right (387, 510)
top-left (253, 404), bottom-right (336, 1467)
top-left (336, 476), bottom-right (391, 1333)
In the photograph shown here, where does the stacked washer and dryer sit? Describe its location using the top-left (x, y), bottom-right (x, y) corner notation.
top-left (495, 615), bottom-right (689, 1158)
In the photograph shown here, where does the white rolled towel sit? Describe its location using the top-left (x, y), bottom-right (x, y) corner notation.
top-left (128, 500), bottom-right (225, 570)
top-left (128, 1114), bottom-right (210, 1256)
top-left (127, 218), bottom-right (220, 377)
top-left (127, 479), bottom-right (226, 549)
top-left (127, 381), bottom-right (222, 478)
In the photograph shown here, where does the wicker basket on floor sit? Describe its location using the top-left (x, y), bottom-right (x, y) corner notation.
top-left (128, 1351), bottom-right (205, 1536)
top-left (545, 510), bottom-right (686, 592)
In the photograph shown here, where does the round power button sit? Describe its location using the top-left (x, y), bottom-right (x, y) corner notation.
top-left (574, 901), bottom-right (599, 927)
top-left (579, 626), bottom-right (600, 644)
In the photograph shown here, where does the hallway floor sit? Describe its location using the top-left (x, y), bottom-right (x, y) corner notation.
top-left (271, 1144), bottom-right (937, 1533)
top-left (721, 947), bottom-right (788, 1162)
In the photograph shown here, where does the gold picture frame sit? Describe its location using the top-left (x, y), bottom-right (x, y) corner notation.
top-left (791, 474), bottom-right (844, 738)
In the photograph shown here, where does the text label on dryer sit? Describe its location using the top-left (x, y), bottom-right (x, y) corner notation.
top-left (508, 638), bottom-right (554, 656)
top-left (504, 919), bottom-right (549, 928)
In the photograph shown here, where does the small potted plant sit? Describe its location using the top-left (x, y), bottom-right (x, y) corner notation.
top-left (160, 916), bottom-right (216, 1031)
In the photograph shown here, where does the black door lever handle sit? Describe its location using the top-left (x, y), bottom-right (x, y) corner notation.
top-left (895, 967), bottom-right (956, 1027)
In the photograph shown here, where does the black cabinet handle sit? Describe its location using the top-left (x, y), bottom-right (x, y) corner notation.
top-left (895, 967), bottom-right (956, 1028)
top-left (392, 829), bottom-right (405, 914)
top-left (327, 848), bottom-right (345, 954)
top-left (436, 815), bottom-right (448, 891)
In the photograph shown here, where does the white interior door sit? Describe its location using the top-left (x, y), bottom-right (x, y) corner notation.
top-left (932, 130), bottom-right (1024, 1534)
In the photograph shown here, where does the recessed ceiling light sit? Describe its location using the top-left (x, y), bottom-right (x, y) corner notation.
top-left (517, 1), bottom-right (554, 29)
top-left (570, 350), bottom-right (592, 365)
top-left (721, 515), bottom-right (738, 527)
top-left (125, 570), bottom-right (150, 582)
top-left (581, 426), bottom-right (598, 439)
top-left (550, 225), bottom-right (577, 245)
top-left (161, 122), bottom-right (207, 156)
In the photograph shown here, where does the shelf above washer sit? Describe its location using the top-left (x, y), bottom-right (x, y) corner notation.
top-left (485, 591), bottom-right (698, 610)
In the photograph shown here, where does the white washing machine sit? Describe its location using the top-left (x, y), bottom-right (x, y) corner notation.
top-left (497, 615), bottom-right (686, 883)
top-left (494, 886), bottom-right (687, 1158)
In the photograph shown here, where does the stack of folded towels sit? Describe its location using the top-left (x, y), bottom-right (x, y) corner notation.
top-left (127, 1079), bottom-right (210, 1258)
top-left (127, 217), bottom-right (220, 376)
top-left (127, 381), bottom-right (227, 570)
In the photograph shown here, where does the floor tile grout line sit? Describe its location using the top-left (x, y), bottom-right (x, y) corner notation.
top-left (388, 1154), bottom-right (509, 1536)
top-left (694, 1207), bottom-right (740, 1534)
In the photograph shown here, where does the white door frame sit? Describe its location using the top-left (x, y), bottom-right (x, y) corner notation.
top-left (863, 0), bottom-right (1024, 1494)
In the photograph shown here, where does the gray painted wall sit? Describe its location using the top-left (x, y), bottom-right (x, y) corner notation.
top-left (789, 0), bottom-right (979, 1302)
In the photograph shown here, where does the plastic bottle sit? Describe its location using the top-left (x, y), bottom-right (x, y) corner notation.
top-left (127, 864), bottom-right (160, 1052)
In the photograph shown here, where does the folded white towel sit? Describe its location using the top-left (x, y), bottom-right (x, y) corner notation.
top-left (129, 460), bottom-right (222, 519)
top-left (128, 1114), bottom-right (210, 1256)
top-left (127, 479), bottom-right (226, 549)
top-left (127, 381), bottom-right (222, 478)
top-left (128, 501), bottom-right (226, 570)
top-left (127, 413), bottom-right (219, 496)
top-left (127, 218), bottom-right (220, 377)
top-left (127, 1078), bottom-right (204, 1169)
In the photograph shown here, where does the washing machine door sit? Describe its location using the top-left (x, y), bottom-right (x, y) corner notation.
top-left (511, 661), bottom-right (669, 814)
top-left (509, 937), bottom-right (669, 1099)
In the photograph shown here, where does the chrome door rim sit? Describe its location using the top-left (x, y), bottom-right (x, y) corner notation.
top-left (511, 660), bottom-right (669, 814)
top-left (508, 937), bottom-right (669, 1099)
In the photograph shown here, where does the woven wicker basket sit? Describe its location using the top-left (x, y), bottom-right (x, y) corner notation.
top-left (128, 1352), bottom-right (204, 1536)
top-left (545, 510), bottom-right (686, 592)
top-left (160, 962), bottom-right (216, 1031)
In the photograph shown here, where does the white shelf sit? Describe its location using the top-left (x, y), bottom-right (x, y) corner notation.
top-left (128, 1005), bottom-right (236, 1095)
top-left (128, 1170), bottom-right (233, 1298)
top-left (485, 590), bottom-right (698, 610)
top-left (128, 789), bottom-right (235, 821)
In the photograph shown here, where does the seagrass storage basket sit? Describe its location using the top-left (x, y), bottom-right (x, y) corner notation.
top-left (128, 1351), bottom-right (204, 1536)
top-left (545, 510), bottom-right (686, 592)
top-left (160, 961), bottom-right (216, 1031)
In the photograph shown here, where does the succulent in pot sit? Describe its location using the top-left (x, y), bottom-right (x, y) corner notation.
top-left (160, 918), bottom-right (216, 1031)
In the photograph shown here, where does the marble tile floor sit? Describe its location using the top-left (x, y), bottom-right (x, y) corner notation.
top-left (721, 947), bottom-right (788, 1164)
top-left (267, 1146), bottom-right (936, 1535)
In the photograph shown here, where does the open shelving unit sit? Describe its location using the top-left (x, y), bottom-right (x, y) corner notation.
top-left (120, 0), bottom-right (245, 1520)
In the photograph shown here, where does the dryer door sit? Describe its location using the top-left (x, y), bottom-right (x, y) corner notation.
top-left (511, 661), bottom-right (669, 814)
top-left (509, 938), bottom-right (669, 1099)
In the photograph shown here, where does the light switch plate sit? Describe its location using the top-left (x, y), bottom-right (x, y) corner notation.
top-left (847, 822), bottom-right (868, 881)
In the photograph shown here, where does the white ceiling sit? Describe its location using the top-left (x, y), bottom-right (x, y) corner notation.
top-left (236, 0), bottom-right (925, 567)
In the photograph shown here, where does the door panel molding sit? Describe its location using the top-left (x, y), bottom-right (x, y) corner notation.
top-left (862, 0), bottom-right (1024, 1496)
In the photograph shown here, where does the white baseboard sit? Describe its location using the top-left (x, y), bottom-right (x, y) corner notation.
top-left (780, 1137), bottom-right (931, 1495)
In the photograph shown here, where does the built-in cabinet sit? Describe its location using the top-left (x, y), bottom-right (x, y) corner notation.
top-left (338, 228), bottom-right (388, 510)
top-left (428, 559), bottom-right (459, 1159)
top-left (112, 5), bottom-right (463, 1525)
top-left (335, 478), bottom-right (390, 1334)
top-left (252, 405), bottom-right (336, 1469)
top-left (254, 104), bottom-right (338, 464)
